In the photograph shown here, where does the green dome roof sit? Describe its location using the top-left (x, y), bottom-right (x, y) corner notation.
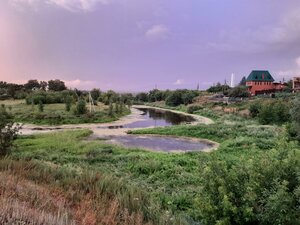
top-left (246, 71), bottom-right (274, 82)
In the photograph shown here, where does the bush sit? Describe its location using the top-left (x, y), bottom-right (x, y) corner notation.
top-left (38, 101), bottom-right (44, 112)
top-left (166, 91), bottom-right (183, 106)
top-left (64, 95), bottom-right (73, 112)
top-left (249, 102), bottom-right (262, 118)
top-left (228, 86), bottom-right (250, 98)
top-left (0, 105), bottom-right (21, 156)
top-left (196, 138), bottom-right (300, 225)
top-left (74, 99), bottom-right (87, 115)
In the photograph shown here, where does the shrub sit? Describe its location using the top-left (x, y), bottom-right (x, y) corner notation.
top-left (38, 100), bottom-right (44, 112)
top-left (74, 99), bottom-right (87, 115)
top-left (249, 102), bottom-right (262, 118)
top-left (64, 95), bottom-right (73, 112)
top-left (0, 105), bottom-right (21, 156)
top-left (166, 91), bottom-right (183, 106)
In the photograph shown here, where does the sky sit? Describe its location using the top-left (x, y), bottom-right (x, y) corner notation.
top-left (1, 0), bottom-right (300, 91)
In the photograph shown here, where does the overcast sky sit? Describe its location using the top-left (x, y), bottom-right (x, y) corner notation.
top-left (1, 0), bottom-right (300, 91)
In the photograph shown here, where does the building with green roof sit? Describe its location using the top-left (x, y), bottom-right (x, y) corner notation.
top-left (246, 70), bottom-right (285, 95)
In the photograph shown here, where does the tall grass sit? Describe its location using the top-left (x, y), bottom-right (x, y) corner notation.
top-left (0, 157), bottom-right (186, 225)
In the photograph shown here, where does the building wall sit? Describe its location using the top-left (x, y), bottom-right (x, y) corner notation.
top-left (246, 81), bottom-right (275, 95)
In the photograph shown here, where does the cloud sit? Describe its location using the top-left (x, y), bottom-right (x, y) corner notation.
top-left (173, 79), bottom-right (184, 85)
top-left (64, 79), bottom-right (95, 89)
top-left (47, 0), bottom-right (110, 12)
top-left (208, 8), bottom-right (300, 53)
top-left (145, 24), bottom-right (169, 41)
top-left (276, 56), bottom-right (300, 80)
top-left (9, 0), bottom-right (111, 12)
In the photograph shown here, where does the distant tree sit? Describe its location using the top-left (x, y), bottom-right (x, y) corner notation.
top-left (48, 79), bottom-right (66, 92)
top-left (40, 81), bottom-right (48, 91)
top-left (0, 105), bottom-right (21, 156)
top-left (148, 89), bottom-right (164, 102)
top-left (207, 83), bottom-right (231, 95)
top-left (24, 79), bottom-right (40, 91)
top-left (165, 90), bottom-right (183, 106)
top-left (182, 90), bottom-right (198, 105)
top-left (239, 76), bottom-right (247, 86)
top-left (90, 88), bottom-right (101, 100)
top-left (120, 93), bottom-right (133, 104)
top-left (135, 92), bottom-right (148, 102)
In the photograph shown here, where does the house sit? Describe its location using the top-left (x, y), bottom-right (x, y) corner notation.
top-left (292, 77), bottom-right (300, 93)
top-left (246, 70), bottom-right (287, 96)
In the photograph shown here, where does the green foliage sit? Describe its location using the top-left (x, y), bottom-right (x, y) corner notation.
top-left (64, 95), bottom-right (73, 112)
top-left (24, 79), bottom-right (40, 91)
top-left (258, 100), bottom-right (290, 125)
top-left (289, 97), bottom-right (300, 141)
top-left (239, 76), bottom-right (247, 86)
top-left (249, 100), bottom-right (290, 125)
top-left (249, 102), bottom-right (262, 118)
top-left (166, 91), bottom-right (183, 106)
top-left (196, 138), bottom-right (300, 225)
top-left (74, 99), bottom-right (87, 115)
top-left (228, 86), bottom-right (250, 98)
top-left (207, 83), bottom-right (231, 94)
top-left (0, 105), bottom-right (21, 156)
top-left (26, 90), bottom-right (76, 105)
top-left (108, 102), bottom-right (114, 116)
top-left (38, 100), bottom-right (44, 112)
top-left (47, 79), bottom-right (66, 92)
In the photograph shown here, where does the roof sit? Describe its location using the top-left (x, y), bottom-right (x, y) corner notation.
top-left (246, 70), bottom-right (274, 82)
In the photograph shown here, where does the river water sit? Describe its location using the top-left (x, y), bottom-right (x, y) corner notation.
top-left (21, 107), bottom-right (216, 152)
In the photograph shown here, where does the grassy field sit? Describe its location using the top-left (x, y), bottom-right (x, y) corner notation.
top-left (0, 99), bottom-right (130, 125)
top-left (1, 97), bottom-right (299, 224)
top-left (5, 117), bottom-right (297, 224)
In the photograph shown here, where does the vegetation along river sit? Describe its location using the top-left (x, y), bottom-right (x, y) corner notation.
top-left (21, 106), bottom-right (217, 152)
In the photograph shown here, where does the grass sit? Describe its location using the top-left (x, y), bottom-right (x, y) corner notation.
top-left (2, 97), bottom-right (297, 224)
top-left (0, 99), bottom-right (130, 125)
top-left (8, 118), bottom-right (283, 224)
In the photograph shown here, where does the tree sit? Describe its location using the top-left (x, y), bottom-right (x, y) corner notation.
top-left (48, 79), bottom-right (66, 92)
top-left (165, 90), bottom-right (183, 106)
top-left (148, 89), bottom-right (164, 102)
top-left (290, 97), bottom-right (300, 141)
top-left (40, 81), bottom-right (48, 91)
top-left (90, 88), bottom-right (101, 100)
top-left (135, 92), bottom-right (148, 102)
top-left (65, 95), bottom-right (73, 112)
top-left (228, 86), bottom-right (250, 98)
top-left (239, 76), bottom-right (247, 86)
top-left (0, 105), bottom-right (21, 156)
top-left (182, 90), bottom-right (198, 105)
top-left (75, 99), bottom-right (87, 115)
top-left (24, 79), bottom-right (40, 91)
top-left (207, 83), bottom-right (231, 94)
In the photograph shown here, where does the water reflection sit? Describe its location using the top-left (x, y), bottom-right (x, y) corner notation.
top-left (123, 108), bottom-right (195, 128)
